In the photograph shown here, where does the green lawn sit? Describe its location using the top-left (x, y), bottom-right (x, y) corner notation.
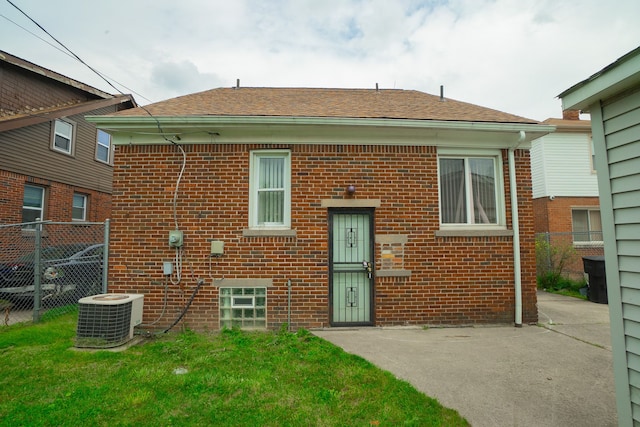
top-left (0, 311), bottom-right (467, 426)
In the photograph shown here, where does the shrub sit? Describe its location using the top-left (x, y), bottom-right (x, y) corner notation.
top-left (535, 234), bottom-right (577, 278)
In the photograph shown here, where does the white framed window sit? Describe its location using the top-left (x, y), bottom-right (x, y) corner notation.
top-left (96, 129), bottom-right (112, 164)
top-left (438, 149), bottom-right (505, 228)
top-left (249, 150), bottom-right (291, 229)
top-left (52, 119), bottom-right (75, 155)
top-left (220, 287), bottom-right (266, 329)
top-left (22, 185), bottom-right (45, 228)
top-left (572, 208), bottom-right (602, 244)
top-left (72, 193), bottom-right (87, 221)
top-left (589, 136), bottom-right (597, 173)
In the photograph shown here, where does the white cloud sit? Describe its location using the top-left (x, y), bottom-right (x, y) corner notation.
top-left (1, 0), bottom-right (639, 120)
top-left (150, 60), bottom-right (224, 100)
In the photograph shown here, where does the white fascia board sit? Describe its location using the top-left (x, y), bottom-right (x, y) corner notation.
top-left (560, 48), bottom-right (640, 112)
top-left (86, 115), bottom-right (555, 148)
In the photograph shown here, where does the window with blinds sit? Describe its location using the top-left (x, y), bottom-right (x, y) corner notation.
top-left (22, 185), bottom-right (45, 228)
top-left (249, 150), bottom-right (291, 228)
top-left (439, 156), bottom-right (500, 225)
top-left (73, 193), bottom-right (87, 221)
top-left (438, 149), bottom-right (505, 229)
top-left (52, 119), bottom-right (74, 155)
top-left (572, 209), bottom-right (603, 242)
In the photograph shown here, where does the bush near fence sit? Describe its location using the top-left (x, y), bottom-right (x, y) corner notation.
top-left (536, 232), bottom-right (604, 281)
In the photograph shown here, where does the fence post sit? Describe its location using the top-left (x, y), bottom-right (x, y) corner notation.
top-left (102, 219), bottom-right (110, 294)
top-left (33, 219), bottom-right (42, 323)
top-left (544, 232), bottom-right (552, 273)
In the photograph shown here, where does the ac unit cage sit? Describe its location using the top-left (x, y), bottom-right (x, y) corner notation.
top-left (76, 294), bottom-right (144, 348)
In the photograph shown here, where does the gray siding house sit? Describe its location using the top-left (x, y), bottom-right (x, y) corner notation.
top-left (560, 46), bottom-right (640, 427)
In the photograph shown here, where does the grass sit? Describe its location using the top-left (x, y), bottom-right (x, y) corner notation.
top-left (0, 312), bottom-right (468, 426)
top-left (537, 273), bottom-right (587, 300)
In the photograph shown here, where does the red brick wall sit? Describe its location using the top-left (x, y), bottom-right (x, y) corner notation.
top-left (0, 169), bottom-right (111, 224)
top-left (109, 144), bottom-right (537, 330)
top-left (533, 196), bottom-right (603, 279)
top-left (534, 196), bottom-right (600, 234)
top-left (533, 198), bottom-right (550, 235)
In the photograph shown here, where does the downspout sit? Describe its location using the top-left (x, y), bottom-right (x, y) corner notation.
top-left (287, 279), bottom-right (292, 331)
top-left (510, 131), bottom-right (525, 327)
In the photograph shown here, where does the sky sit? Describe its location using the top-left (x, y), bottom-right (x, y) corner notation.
top-left (2, 0), bottom-right (640, 121)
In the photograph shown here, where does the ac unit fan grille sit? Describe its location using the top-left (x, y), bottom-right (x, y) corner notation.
top-left (76, 301), bottom-right (132, 348)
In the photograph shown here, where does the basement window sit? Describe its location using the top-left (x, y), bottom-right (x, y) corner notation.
top-left (220, 287), bottom-right (266, 329)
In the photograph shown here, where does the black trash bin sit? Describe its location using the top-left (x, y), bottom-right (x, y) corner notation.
top-left (582, 256), bottom-right (607, 304)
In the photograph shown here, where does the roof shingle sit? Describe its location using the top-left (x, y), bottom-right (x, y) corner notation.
top-left (112, 87), bottom-right (538, 124)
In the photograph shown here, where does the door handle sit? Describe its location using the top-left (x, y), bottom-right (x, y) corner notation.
top-left (362, 260), bottom-right (372, 279)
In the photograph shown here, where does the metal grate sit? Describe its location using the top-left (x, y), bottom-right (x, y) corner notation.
top-left (76, 301), bottom-right (132, 348)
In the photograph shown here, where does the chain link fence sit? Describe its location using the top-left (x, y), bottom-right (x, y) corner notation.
top-left (0, 220), bottom-right (109, 326)
top-left (536, 232), bottom-right (604, 281)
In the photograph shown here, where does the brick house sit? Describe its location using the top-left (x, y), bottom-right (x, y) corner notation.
top-left (530, 109), bottom-right (602, 278)
top-left (0, 50), bottom-right (136, 226)
top-left (88, 87), bottom-right (554, 331)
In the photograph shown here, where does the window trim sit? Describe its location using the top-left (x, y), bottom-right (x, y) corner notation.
top-left (248, 149), bottom-right (291, 230)
top-left (589, 135), bottom-right (597, 174)
top-left (96, 129), bottom-right (113, 164)
top-left (437, 148), bottom-right (506, 231)
top-left (219, 287), bottom-right (267, 329)
top-left (22, 185), bottom-right (45, 228)
top-left (571, 207), bottom-right (603, 246)
top-left (52, 118), bottom-right (75, 155)
top-left (72, 193), bottom-right (88, 222)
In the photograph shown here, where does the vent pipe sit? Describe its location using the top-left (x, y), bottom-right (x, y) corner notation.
top-left (236, 79), bottom-right (240, 89)
top-left (376, 83), bottom-right (379, 92)
top-left (440, 85), bottom-right (444, 101)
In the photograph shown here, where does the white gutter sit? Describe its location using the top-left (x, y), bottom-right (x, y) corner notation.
top-left (86, 115), bottom-right (554, 135)
top-left (510, 130), bottom-right (525, 327)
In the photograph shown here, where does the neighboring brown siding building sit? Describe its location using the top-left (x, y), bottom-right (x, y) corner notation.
top-left (90, 87), bottom-right (554, 331)
top-left (0, 50), bottom-right (136, 225)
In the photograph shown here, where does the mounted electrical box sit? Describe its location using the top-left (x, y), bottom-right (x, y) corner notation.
top-left (163, 261), bottom-right (173, 275)
top-left (168, 230), bottom-right (183, 248)
top-left (210, 240), bottom-right (224, 257)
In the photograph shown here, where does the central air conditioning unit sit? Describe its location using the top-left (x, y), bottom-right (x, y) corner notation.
top-left (76, 294), bottom-right (144, 349)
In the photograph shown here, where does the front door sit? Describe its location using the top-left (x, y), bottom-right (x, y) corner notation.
top-left (329, 209), bottom-right (374, 326)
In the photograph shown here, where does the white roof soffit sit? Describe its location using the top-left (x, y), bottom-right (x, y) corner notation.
top-left (85, 116), bottom-right (554, 149)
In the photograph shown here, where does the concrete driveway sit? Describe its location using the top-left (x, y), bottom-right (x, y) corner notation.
top-left (313, 291), bottom-right (615, 427)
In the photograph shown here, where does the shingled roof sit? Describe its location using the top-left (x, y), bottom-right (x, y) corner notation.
top-left (112, 87), bottom-right (538, 124)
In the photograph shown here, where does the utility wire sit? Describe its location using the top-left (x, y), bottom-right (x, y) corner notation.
top-left (5, 0), bottom-right (198, 300)
top-left (1, 7), bottom-right (152, 103)
top-left (4, 0), bottom-right (182, 143)
top-left (6, 0), bottom-right (123, 95)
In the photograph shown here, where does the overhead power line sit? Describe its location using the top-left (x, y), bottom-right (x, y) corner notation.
top-left (3, 0), bottom-right (153, 103)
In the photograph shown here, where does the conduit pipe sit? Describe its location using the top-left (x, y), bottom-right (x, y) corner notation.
top-left (509, 130), bottom-right (526, 327)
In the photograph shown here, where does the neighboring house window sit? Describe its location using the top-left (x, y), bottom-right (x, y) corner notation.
top-left (72, 193), bottom-right (87, 221)
top-left (96, 129), bottom-right (112, 164)
top-left (572, 209), bottom-right (603, 243)
top-left (438, 152), bottom-right (503, 227)
top-left (52, 119), bottom-right (74, 155)
top-left (589, 136), bottom-right (596, 173)
top-left (220, 287), bottom-right (266, 329)
top-left (22, 185), bottom-right (45, 227)
top-left (249, 150), bottom-right (291, 228)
